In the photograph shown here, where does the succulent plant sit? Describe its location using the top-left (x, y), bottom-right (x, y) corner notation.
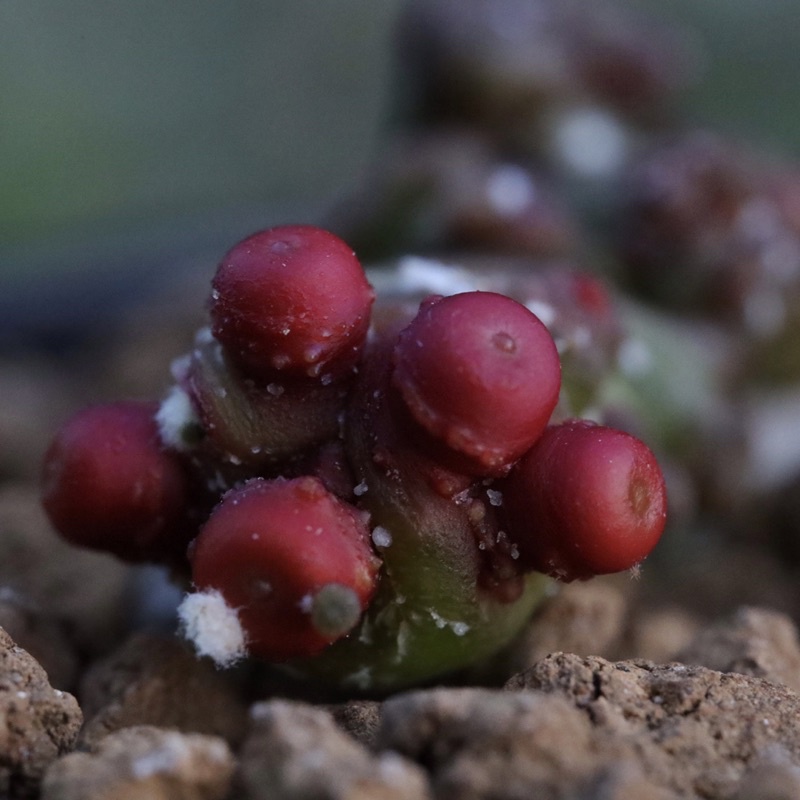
top-left (41, 225), bottom-right (667, 693)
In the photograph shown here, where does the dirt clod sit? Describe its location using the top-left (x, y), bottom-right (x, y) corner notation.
top-left (41, 725), bottom-right (235, 800)
top-left (78, 632), bottom-right (248, 749)
top-left (240, 699), bottom-right (432, 800)
top-left (0, 627), bottom-right (83, 798)
top-left (508, 652), bottom-right (800, 797)
top-left (676, 606), bottom-right (800, 692)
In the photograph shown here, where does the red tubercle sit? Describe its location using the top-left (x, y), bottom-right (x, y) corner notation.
top-left (391, 291), bottom-right (561, 476)
top-left (500, 419), bottom-right (667, 581)
top-left (41, 401), bottom-right (191, 563)
top-left (209, 225), bottom-right (375, 383)
top-left (189, 476), bottom-right (381, 662)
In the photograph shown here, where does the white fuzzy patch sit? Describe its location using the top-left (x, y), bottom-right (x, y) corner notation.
top-left (156, 385), bottom-right (200, 451)
top-left (177, 590), bottom-right (248, 668)
top-left (130, 734), bottom-right (186, 779)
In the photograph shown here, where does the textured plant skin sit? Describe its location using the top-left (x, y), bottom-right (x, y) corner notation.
top-left (184, 329), bottom-right (347, 466)
top-left (282, 335), bottom-right (551, 692)
top-left (41, 401), bottom-right (191, 563)
top-left (39, 225), bottom-right (667, 693)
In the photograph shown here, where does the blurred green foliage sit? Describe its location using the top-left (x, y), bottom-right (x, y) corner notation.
top-left (626, 0), bottom-right (800, 152)
top-left (0, 1), bottom-right (400, 263)
top-left (1, 0), bottom-right (798, 281)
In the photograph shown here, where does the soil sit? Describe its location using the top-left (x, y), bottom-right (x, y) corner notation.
top-left (2, 279), bottom-right (800, 800)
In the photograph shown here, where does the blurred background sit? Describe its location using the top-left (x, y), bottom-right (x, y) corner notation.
top-left (0, 1), bottom-right (399, 342)
top-left (2, 0), bottom-right (800, 344)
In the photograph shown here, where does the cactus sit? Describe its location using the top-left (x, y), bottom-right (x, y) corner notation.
top-left (41, 225), bottom-right (667, 693)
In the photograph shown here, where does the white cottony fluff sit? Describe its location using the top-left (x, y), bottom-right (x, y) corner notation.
top-left (177, 590), bottom-right (248, 668)
top-left (156, 385), bottom-right (199, 451)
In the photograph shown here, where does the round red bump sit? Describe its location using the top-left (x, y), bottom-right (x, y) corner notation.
top-left (392, 291), bottom-right (561, 474)
top-left (41, 401), bottom-right (189, 562)
top-left (190, 476), bottom-right (381, 662)
top-left (209, 225), bottom-right (374, 382)
top-left (501, 419), bottom-right (667, 581)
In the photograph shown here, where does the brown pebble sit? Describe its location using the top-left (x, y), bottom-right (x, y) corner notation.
top-left (506, 579), bottom-right (628, 672)
top-left (0, 589), bottom-right (79, 691)
top-left (507, 652), bottom-right (800, 797)
top-left (621, 605), bottom-right (701, 663)
top-left (41, 725), bottom-right (235, 800)
top-left (377, 686), bottom-right (671, 800)
top-left (240, 699), bottom-right (431, 800)
top-left (0, 484), bottom-right (132, 656)
top-left (78, 632), bottom-right (248, 749)
top-left (324, 699), bottom-right (383, 748)
top-left (730, 759), bottom-right (800, 800)
top-left (0, 626), bottom-right (83, 798)
top-left (676, 606), bottom-right (800, 692)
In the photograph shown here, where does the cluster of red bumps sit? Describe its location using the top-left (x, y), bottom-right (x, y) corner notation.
top-left (41, 225), bottom-right (667, 664)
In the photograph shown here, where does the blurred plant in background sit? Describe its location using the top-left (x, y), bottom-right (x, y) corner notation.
top-left (0, 1), bottom-right (399, 256)
top-left (2, 0), bottom-right (799, 284)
